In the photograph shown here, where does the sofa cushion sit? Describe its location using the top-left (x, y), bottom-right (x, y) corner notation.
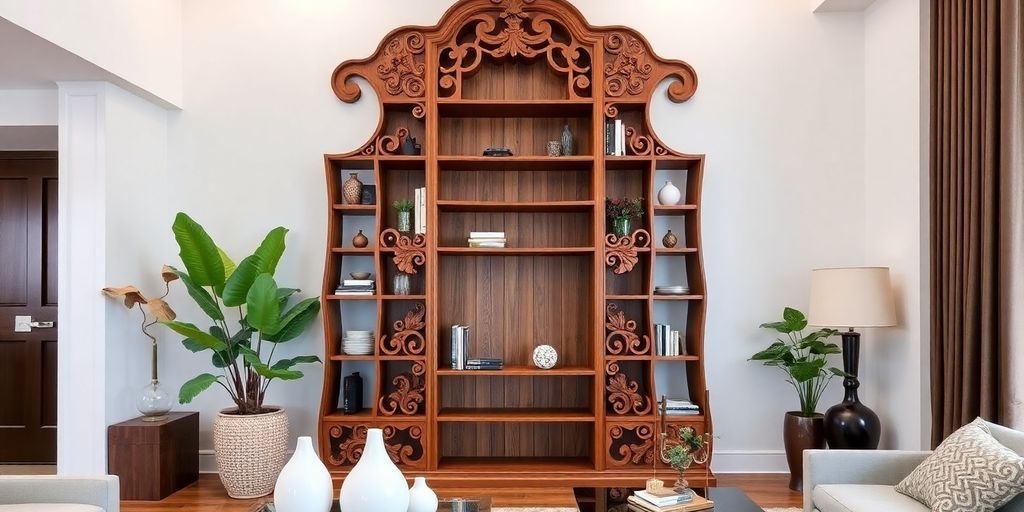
top-left (813, 484), bottom-right (927, 512)
top-left (895, 417), bottom-right (1024, 512)
top-left (985, 419), bottom-right (1024, 456)
top-left (0, 505), bottom-right (103, 512)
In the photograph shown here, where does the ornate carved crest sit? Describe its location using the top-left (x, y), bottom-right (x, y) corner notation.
top-left (605, 303), bottom-right (650, 356)
top-left (605, 360), bottom-right (651, 415)
top-left (379, 303), bottom-right (426, 356)
top-left (383, 423), bottom-right (426, 467)
top-left (608, 423), bottom-right (656, 466)
top-left (327, 424), bottom-right (368, 466)
top-left (605, 33), bottom-right (651, 97)
top-left (605, 229), bottom-right (650, 274)
top-left (378, 32), bottom-right (426, 97)
top-left (379, 361), bottom-right (426, 416)
top-left (380, 229), bottom-right (426, 274)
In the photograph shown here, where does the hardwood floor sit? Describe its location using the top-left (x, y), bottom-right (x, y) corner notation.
top-left (121, 473), bottom-right (803, 511)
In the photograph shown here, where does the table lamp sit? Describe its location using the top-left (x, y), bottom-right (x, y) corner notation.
top-left (808, 267), bottom-right (896, 449)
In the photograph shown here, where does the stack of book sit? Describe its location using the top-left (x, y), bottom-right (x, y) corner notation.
top-left (450, 325), bottom-right (470, 369)
top-left (468, 231), bottom-right (506, 248)
top-left (627, 488), bottom-right (712, 512)
top-left (605, 118), bottom-right (626, 156)
top-left (335, 279), bottom-right (375, 295)
top-left (654, 324), bottom-right (684, 356)
top-left (465, 358), bottom-right (502, 370)
top-left (413, 187), bottom-right (427, 234)
top-left (664, 398), bottom-right (701, 416)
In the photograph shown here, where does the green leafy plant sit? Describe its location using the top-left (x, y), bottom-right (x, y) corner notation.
top-left (162, 212), bottom-right (322, 415)
top-left (605, 197), bottom-right (644, 220)
top-left (393, 199), bottom-right (414, 212)
top-left (750, 307), bottom-right (844, 417)
top-left (665, 426), bottom-right (709, 473)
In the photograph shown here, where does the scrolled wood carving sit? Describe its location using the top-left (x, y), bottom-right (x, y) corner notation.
top-left (376, 126), bottom-right (410, 155)
top-left (378, 361), bottom-right (426, 416)
top-left (333, 30), bottom-right (425, 103)
top-left (605, 303), bottom-right (650, 356)
top-left (602, 31), bottom-right (697, 103)
top-left (379, 228), bottom-right (426, 274)
top-left (379, 303), bottom-right (426, 356)
top-left (606, 360), bottom-right (651, 415)
top-left (411, 103), bottom-right (426, 119)
top-left (605, 229), bottom-right (650, 274)
top-left (608, 423), bottom-right (656, 466)
top-left (383, 423), bottom-right (426, 466)
top-left (327, 424), bottom-right (367, 466)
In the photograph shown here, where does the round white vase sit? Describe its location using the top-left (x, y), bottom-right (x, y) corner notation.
top-left (408, 476), bottom-right (438, 512)
top-left (339, 428), bottom-right (409, 512)
top-left (274, 436), bottom-right (333, 512)
top-left (657, 180), bottom-right (682, 206)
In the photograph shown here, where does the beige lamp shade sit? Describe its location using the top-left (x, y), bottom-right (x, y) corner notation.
top-left (808, 267), bottom-right (896, 328)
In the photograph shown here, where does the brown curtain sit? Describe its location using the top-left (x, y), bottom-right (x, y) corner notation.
top-left (930, 0), bottom-right (1024, 446)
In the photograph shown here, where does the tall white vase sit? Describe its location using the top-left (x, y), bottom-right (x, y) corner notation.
top-left (408, 476), bottom-right (438, 512)
top-left (657, 180), bottom-right (682, 206)
top-left (339, 428), bottom-right (410, 512)
top-left (274, 436), bottom-right (333, 512)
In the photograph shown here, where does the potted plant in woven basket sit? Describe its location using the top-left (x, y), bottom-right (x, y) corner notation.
top-left (162, 212), bottom-right (321, 499)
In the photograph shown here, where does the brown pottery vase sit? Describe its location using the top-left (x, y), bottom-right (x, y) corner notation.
top-left (352, 229), bottom-right (368, 248)
top-left (783, 411), bottom-right (825, 491)
top-left (343, 173), bottom-right (363, 204)
top-left (663, 229), bottom-right (678, 248)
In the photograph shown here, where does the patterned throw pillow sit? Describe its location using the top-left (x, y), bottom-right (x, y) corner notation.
top-left (895, 418), bottom-right (1024, 512)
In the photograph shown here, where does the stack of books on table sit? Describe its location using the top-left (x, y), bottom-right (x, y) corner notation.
top-left (627, 488), bottom-right (713, 512)
top-left (654, 323), bottom-right (684, 356)
top-left (664, 398), bottom-right (701, 416)
top-left (468, 231), bottom-right (506, 248)
top-left (335, 279), bottom-right (375, 295)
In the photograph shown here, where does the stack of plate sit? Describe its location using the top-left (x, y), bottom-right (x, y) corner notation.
top-left (654, 285), bottom-right (690, 295)
top-left (342, 331), bottom-right (374, 355)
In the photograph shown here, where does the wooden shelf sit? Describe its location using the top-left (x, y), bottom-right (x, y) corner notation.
top-left (379, 355), bottom-right (426, 361)
top-left (437, 366), bottom-right (596, 376)
top-left (654, 205), bottom-right (698, 216)
top-left (655, 355), bottom-right (700, 361)
top-left (437, 99), bottom-right (593, 118)
top-left (325, 294), bottom-right (378, 300)
top-left (329, 355), bottom-right (375, 361)
top-left (437, 408), bottom-right (595, 422)
top-left (438, 156), bottom-right (593, 171)
top-left (436, 200), bottom-right (594, 212)
top-left (380, 294), bottom-right (427, 300)
top-left (652, 294), bottom-right (704, 301)
top-left (604, 355), bottom-right (651, 360)
top-left (332, 204), bottom-right (377, 215)
top-left (437, 456), bottom-right (594, 472)
top-left (438, 247), bottom-right (594, 255)
top-left (330, 247), bottom-right (375, 254)
top-left (656, 248), bottom-right (698, 254)
top-left (323, 409), bottom-right (373, 419)
top-left (606, 294), bottom-right (649, 300)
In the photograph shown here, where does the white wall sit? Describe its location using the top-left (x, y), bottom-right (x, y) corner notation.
top-left (860, 0), bottom-right (930, 450)
top-left (0, 89), bottom-right (57, 125)
top-left (0, 0), bottom-right (183, 107)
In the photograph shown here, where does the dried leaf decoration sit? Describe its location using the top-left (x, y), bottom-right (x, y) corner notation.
top-left (102, 286), bottom-right (148, 309)
top-left (161, 265), bottom-right (179, 283)
top-left (146, 298), bottom-right (176, 322)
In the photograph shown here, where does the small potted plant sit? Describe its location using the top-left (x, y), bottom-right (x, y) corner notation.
top-left (664, 426), bottom-right (712, 492)
top-left (394, 199), bottom-right (414, 232)
top-left (606, 197), bottom-right (644, 237)
top-left (749, 307), bottom-right (844, 491)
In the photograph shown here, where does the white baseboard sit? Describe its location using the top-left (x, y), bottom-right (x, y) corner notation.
top-left (710, 450), bottom-right (789, 473)
top-left (200, 450), bottom-right (789, 475)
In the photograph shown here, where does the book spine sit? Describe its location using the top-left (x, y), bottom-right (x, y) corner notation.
top-left (469, 231), bottom-right (506, 238)
top-left (655, 324), bottom-right (664, 356)
top-left (615, 120), bottom-right (624, 156)
top-left (605, 120), bottom-right (613, 155)
top-left (419, 187), bottom-right (427, 234)
top-left (450, 325), bottom-right (459, 369)
top-left (414, 188), bottom-right (422, 234)
top-left (463, 327), bottom-right (470, 369)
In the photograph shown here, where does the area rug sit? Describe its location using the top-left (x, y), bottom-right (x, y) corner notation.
top-left (764, 508), bottom-right (801, 512)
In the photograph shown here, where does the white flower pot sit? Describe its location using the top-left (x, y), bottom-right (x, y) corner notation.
top-left (408, 476), bottom-right (438, 512)
top-left (274, 436), bottom-right (333, 512)
top-left (658, 180), bottom-right (682, 206)
top-left (339, 428), bottom-right (409, 512)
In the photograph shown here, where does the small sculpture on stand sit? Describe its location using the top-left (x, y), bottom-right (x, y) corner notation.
top-left (658, 396), bottom-right (712, 492)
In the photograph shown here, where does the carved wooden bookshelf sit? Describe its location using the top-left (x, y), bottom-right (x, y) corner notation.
top-left (319, 0), bottom-right (713, 487)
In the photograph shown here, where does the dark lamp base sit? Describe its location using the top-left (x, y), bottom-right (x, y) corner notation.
top-left (824, 400), bottom-right (881, 449)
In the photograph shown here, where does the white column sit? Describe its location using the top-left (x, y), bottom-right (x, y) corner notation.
top-left (56, 82), bottom-right (108, 475)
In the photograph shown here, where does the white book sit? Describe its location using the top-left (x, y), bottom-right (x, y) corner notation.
top-left (342, 279), bottom-right (374, 286)
top-left (414, 188), bottom-right (422, 234)
top-left (470, 231), bottom-right (505, 238)
top-left (615, 119), bottom-right (624, 156)
top-left (420, 187), bottom-right (427, 234)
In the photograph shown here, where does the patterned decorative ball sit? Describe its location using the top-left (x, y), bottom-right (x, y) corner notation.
top-left (532, 345), bottom-right (558, 369)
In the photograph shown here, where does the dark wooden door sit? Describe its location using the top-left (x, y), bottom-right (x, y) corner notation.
top-left (0, 151), bottom-right (57, 463)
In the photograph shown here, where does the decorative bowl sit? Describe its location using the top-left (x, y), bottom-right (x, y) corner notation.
top-left (349, 272), bottom-right (372, 280)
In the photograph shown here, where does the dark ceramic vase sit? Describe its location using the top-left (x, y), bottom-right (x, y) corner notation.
top-left (783, 412), bottom-right (825, 491)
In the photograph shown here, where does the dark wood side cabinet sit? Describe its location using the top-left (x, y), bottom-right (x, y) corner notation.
top-left (108, 412), bottom-right (199, 500)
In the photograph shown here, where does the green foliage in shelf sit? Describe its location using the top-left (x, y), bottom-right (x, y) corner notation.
top-left (749, 307), bottom-right (846, 417)
top-left (605, 197), bottom-right (644, 220)
top-left (665, 426), bottom-right (708, 474)
top-left (393, 199), bottom-right (415, 212)
top-left (162, 212), bottom-right (321, 414)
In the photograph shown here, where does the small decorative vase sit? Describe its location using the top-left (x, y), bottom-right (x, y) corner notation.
top-left (611, 217), bottom-right (631, 238)
top-left (408, 476), bottom-right (439, 512)
top-left (783, 412), bottom-right (825, 491)
top-left (560, 124), bottom-right (574, 156)
top-left (401, 135), bottom-right (419, 155)
top-left (662, 230), bottom-right (678, 249)
top-left (136, 379), bottom-right (172, 421)
top-left (393, 273), bottom-right (411, 295)
top-left (273, 436), bottom-right (333, 512)
top-left (397, 211), bottom-right (411, 232)
top-left (343, 173), bottom-right (363, 204)
top-left (339, 428), bottom-right (410, 512)
top-left (546, 140), bottom-right (561, 157)
top-left (214, 407), bottom-right (289, 498)
top-left (532, 345), bottom-right (558, 369)
top-left (352, 230), bottom-right (368, 248)
top-left (657, 180), bottom-right (681, 206)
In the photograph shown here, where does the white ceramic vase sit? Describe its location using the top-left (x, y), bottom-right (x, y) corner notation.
top-left (408, 476), bottom-right (438, 512)
top-left (658, 180), bottom-right (682, 206)
top-left (274, 436), bottom-right (333, 512)
top-left (339, 428), bottom-right (409, 512)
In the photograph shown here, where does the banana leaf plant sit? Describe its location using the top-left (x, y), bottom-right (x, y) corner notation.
top-left (162, 212), bottom-right (321, 415)
top-left (749, 307), bottom-right (845, 417)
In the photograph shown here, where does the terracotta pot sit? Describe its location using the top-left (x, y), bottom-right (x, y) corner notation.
top-left (783, 411), bottom-right (824, 491)
top-left (352, 229), bottom-right (369, 248)
top-left (214, 406), bottom-right (289, 498)
top-left (343, 173), bottom-right (363, 204)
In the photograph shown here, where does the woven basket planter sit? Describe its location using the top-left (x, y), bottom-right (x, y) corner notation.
top-left (214, 406), bottom-right (289, 499)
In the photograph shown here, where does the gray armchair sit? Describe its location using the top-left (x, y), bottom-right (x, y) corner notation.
top-left (0, 475), bottom-right (119, 512)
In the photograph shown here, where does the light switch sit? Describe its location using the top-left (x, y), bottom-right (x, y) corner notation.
top-left (14, 315), bottom-right (31, 333)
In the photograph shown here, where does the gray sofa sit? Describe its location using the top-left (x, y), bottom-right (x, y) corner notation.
top-left (804, 421), bottom-right (1024, 512)
top-left (0, 476), bottom-right (119, 512)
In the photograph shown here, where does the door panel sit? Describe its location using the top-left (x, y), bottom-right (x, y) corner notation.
top-left (0, 151), bottom-right (57, 463)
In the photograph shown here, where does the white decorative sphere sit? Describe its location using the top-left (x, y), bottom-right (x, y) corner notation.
top-left (532, 345), bottom-right (558, 369)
